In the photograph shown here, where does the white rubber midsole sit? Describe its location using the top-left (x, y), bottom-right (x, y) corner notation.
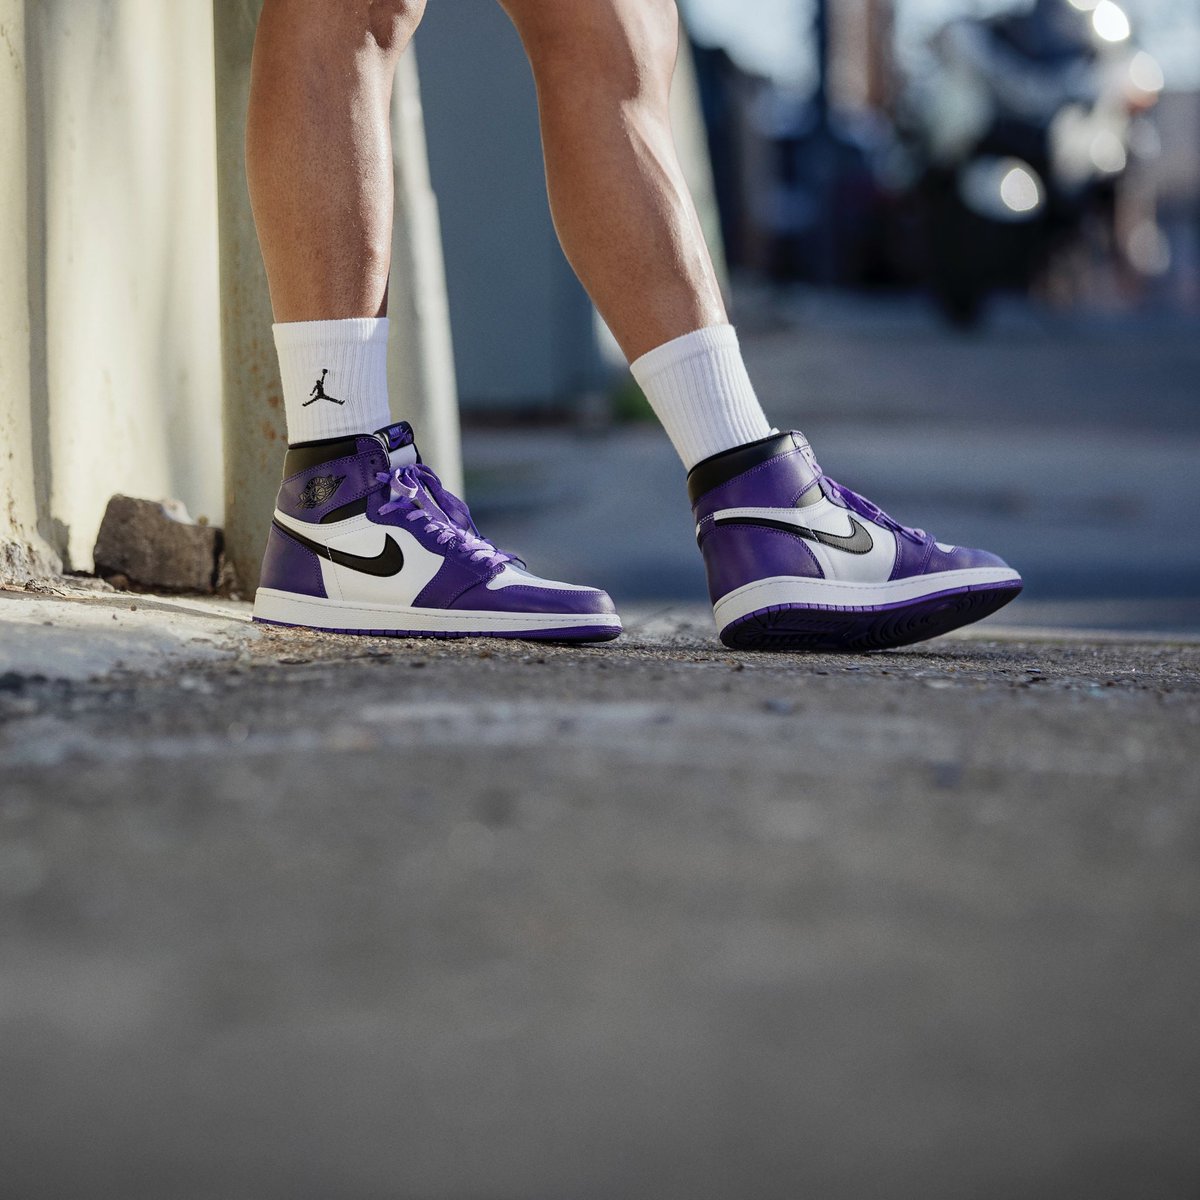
top-left (713, 568), bottom-right (1021, 631)
top-left (253, 589), bottom-right (622, 635)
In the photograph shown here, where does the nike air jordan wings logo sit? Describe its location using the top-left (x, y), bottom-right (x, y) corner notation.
top-left (297, 475), bottom-right (346, 509)
top-left (273, 521), bottom-right (405, 577)
top-left (714, 513), bottom-right (874, 555)
top-left (303, 369), bottom-right (344, 407)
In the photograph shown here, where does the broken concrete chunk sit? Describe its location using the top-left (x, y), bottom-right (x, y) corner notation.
top-left (93, 495), bottom-right (222, 594)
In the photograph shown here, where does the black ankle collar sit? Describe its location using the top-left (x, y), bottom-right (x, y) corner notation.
top-left (283, 434), bottom-right (371, 478)
top-left (686, 432), bottom-right (799, 504)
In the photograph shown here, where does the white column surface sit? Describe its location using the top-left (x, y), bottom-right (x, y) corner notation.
top-left (24, 0), bottom-right (224, 571)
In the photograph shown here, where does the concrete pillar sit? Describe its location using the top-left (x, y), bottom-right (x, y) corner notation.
top-left (214, 0), bottom-right (285, 595)
top-left (25, 0), bottom-right (224, 572)
top-left (0, 0), bottom-right (58, 583)
top-left (388, 51), bottom-right (463, 494)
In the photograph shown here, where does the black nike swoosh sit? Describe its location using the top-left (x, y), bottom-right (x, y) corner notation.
top-left (714, 514), bottom-right (874, 555)
top-left (273, 520), bottom-right (405, 577)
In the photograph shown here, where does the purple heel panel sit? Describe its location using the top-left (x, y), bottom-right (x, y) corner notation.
top-left (259, 523), bottom-right (327, 599)
top-left (277, 441), bottom-right (389, 522)
top-left (699, 523), bottom-right (824, 604)
top-left (691, 446), bottom-right (821, 523)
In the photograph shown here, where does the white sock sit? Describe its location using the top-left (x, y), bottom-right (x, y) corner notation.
top-left (274, 318), bottom-right (392, 445)
top-left (630, 324), bottom-right (772, 471)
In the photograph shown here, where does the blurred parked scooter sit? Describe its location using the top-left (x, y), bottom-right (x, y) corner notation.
top-left (901, 0), bottom-right (1161, 325)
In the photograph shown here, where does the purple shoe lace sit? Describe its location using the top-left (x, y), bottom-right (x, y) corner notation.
top-left (376, 464), bottom-right (513, 571)
top-left (822, 476), bottom-right (926, 544)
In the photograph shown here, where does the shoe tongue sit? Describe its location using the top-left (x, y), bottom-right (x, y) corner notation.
top-left (374, 421), bottom-right (420, 471)
top-left (792, 432), bottom-right (822, 477)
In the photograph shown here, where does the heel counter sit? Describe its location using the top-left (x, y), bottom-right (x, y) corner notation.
top-left (259, 522), bottom-right (328, 598)
top-left (698, 521), bottom-right (824, 604)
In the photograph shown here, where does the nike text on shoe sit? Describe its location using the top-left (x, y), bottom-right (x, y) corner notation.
top-left (253, 422), bottom-right (621, 642)
top-left (689, 432), bottom-right (1022, 652)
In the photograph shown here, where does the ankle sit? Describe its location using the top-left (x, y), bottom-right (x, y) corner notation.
top-left (630, 325), bottom-right (772, 471)
top-left (274, 318), bottom-right (392, 444)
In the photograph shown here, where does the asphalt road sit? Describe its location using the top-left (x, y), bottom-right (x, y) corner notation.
top-left (2, 606), bottom-right (1198, 1200)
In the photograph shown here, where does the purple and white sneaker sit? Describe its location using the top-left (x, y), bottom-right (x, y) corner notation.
top-left (690, 431), bottom-right (1022, 651)
top-left (253, 421), bottom-right (621, 642)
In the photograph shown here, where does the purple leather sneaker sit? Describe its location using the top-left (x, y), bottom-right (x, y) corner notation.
top-left (253, 422), bottom-right (621, 642)
top-left (689, 431), bottom-right (1022, 651)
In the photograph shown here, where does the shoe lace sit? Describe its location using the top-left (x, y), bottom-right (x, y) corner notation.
top-left (376, 463), bottom-right (513, 571)
top-left (822, 476), bottom-right (926, 543)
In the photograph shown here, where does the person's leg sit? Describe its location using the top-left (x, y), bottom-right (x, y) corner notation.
top-left (246, 0), bottom-right (424, 444)
top-left (500, 0), bottom-right (772, 470)
top-left (500, 0), bottom-right (718, 359)
top-left (247, 0), bottom-right (421, 322)
top-left (245, 0), bottom-right (619, 641)
top-left (502, 0), bottom-right (1021, 650)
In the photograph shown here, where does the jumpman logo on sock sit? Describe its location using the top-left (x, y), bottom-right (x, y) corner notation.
top-left (303, 369), bottom-right (344, 407)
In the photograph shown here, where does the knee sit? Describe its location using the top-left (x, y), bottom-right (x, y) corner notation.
top-left (502, 0), bottom-right (679, 102)
top-left (261, 0), bottom-right (426, 55)
top-left (367, 0), bottom-right (426, 51)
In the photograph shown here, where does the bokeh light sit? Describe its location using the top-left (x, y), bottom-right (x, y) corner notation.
top-left (1000, 165), bottom-right (1042, 213)
top-left (1128, 50), bottom-right (1165, 94)
top-left (1089, 129), bottom-right (1128, 173)
top-left (1091, 0), bottom-right (1132, 42)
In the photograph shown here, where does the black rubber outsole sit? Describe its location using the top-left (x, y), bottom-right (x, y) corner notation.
top-left (719, 583), bottom-right (1023, 653)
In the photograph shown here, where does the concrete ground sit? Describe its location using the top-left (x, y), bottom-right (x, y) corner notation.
top-left (3, 295), bottom-right (1198, 1198)
top-left (1, 582), bottom-right (1198, 1200)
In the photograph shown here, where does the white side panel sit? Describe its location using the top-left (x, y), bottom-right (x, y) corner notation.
top-left (805, 524), bottom-right (898, 585)
top-left (712, 499), bottom-right (899, 583)
top-left (273, 511), bottom-right (445, 606)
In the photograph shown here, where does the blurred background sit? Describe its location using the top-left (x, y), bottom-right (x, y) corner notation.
top-left (3, 0), bottom-right (1197, 628)
top-left (412, 0), bottom-right (1200, 634)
